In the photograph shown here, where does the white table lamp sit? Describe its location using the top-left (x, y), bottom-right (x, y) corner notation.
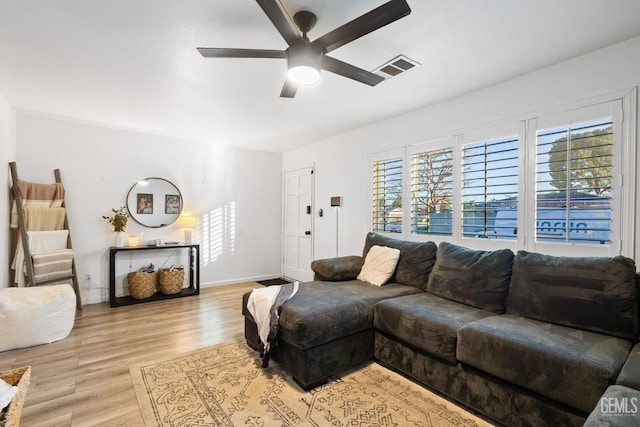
top-left (179, 215), bottom-right (196, 244)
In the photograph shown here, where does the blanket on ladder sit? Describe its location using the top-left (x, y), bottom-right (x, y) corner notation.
top-left (246, 281), bottom-right (299, 367)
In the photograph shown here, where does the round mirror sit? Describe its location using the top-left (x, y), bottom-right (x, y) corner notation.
top-left (126, 178), bottom-right (183, 228)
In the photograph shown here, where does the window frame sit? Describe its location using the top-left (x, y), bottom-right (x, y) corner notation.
top-left (370, 148), bottom-right (406, 236)
top-left (407, 137), bottom-right (457, 242)
top-left (458, 123), bottom-right (526, 251)
top-left (527, 100), bottom-right (624, 256)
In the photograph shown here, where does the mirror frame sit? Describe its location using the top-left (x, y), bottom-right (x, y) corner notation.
top-left (126, 177), bottom-right (183, 228)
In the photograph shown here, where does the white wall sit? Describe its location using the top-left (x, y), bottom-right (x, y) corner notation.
top-left (0, 93), bottom-right (16, 288)
top-left (284, 36), bottom-right (640, 260)
top-left (15, 113), bottom-right (282, 303)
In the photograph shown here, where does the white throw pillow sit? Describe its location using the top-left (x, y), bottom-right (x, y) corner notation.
top-left (357, 245), bottom-right (401, 286)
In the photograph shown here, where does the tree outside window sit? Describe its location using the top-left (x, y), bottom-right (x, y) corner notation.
top-left (536, 121), bottom-right (612, 244)
top-left (411, 148), bottom-right (453, 235)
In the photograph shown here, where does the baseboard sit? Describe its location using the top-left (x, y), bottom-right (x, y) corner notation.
top-left (80, 274), bottom-right (282, 305)
top-left (199, 273), bottom-right (283, 288)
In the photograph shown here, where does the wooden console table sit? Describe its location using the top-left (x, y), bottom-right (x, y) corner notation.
top-left (109, 244), bottom-right (200, 307)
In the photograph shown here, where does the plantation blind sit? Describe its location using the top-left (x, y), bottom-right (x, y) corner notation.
top-left (461, 136), bottom-right (519, 240)
top-left (372, 157), bottom-right (403, 233)
top-left (410, 147), bottom-right (453, 235)
top-left (535, 119), bottom-right (613, 245)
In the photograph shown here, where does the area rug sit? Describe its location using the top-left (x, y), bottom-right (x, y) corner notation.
top-left (256, 278), bottom-right (291, 286)
top-left (130, 339), bottom-right (494, 427)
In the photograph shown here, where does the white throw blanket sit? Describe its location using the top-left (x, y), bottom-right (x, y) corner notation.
top-left (247, 281), bottom-right (299, 367)
top-left (0, 378), bottom-right (18, 413)
top-left (12, 230), bottom-right (69, 286)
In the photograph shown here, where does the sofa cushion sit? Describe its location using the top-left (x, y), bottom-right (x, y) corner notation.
top-left (357, 245), bottom-right (401, 286)
top-left (457, 314), bottom-right (633, 413)
top-left (426, 242), bottom-right (514, 313)
top-left (252, 280), bottom-right (422, 350)
top-left (311, 256), bottom-right (364, 281)
top-left (374, 292), bottom-right (495, 364)
top-left (507, 251), bottom-right (639, 340)
top-left (362, 232), bottom-right (437, 290)
top-left (617, 343), bottom-right (640, 390)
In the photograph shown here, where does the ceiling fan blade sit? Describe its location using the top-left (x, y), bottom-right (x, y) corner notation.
top-left (321, 56), bottom-right (384, 86)
top-left (255, 0), bottom-right (301, 46)
top-left (280, 80), bottom-right (298, 98)
top-left (197, 47), bottom-right (286, 59)
top-left (312, 0), bottom-right (411, 54)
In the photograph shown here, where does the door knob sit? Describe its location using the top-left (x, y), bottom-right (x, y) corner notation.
top-left (305, 230), bottom-right (311, 235)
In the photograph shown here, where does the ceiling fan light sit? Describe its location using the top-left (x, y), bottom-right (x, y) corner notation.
top-left (287, 65), bottom-right (320, 85)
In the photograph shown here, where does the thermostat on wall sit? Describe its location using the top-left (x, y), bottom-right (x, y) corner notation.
top-left (330, 196), bottom-right (342, 207)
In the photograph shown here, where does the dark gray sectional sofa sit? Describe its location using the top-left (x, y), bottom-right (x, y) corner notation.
top-left (242, 232), bottom-right (640, 426)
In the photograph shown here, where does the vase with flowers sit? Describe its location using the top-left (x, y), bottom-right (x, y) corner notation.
top-left (103, 206), bottom-right (129, 247)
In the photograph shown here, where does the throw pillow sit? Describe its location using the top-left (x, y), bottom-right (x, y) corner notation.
top-left (357, 245), bottom-right (401, 286)
top-left (362, 232), bottom-right (437, 290)
top-left (507, 251), bottom-right (639, 340)
top-left (426, 241), bottom-right (514, 313)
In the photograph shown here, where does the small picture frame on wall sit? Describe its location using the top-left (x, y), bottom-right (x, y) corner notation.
top-left (137, 193), bottom-right (153, 214)
top-left (165, 194), bottom-right (181, 214)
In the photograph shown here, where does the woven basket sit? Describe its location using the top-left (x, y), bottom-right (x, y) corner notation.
top-left (127, 271), bottom-right (157, 299)
top-left (158, 268), bottom-right (184, 295)
top-left (0, 366), bottom-right (31, 427)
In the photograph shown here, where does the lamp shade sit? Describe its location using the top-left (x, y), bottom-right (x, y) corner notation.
top-left (287, 65), bottom-right (320, 85)
top-left (179, 215), bottom-right (196, 244)
top-left (287, 42), bottom-right (321, 86)
top-left (179, 215), bottom-right (196, 229)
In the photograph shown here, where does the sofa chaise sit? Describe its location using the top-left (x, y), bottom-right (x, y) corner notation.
top-left (242, 232), bottom-right (640, 426)
top-left (242, 233), bottom-right (436, 389)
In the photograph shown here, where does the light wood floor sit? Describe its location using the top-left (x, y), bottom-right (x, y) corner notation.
top-left (0, 282), bottom-right (261, 427)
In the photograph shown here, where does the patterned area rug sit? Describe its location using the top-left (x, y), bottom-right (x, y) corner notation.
top-left (130, 339), bottom-right (494, 427)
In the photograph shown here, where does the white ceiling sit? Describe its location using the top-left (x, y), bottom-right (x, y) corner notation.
top-left (1, 0), bottom-right (640, 153)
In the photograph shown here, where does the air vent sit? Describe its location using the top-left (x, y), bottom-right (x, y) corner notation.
top-left (373, 55), bottom-right (420, 80)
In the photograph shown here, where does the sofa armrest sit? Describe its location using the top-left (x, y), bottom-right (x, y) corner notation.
top-left (311, 256), bottom-right (364, 281)
top-left (617, 343), bottom-right (640, 389)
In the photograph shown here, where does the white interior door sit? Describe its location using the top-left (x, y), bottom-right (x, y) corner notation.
top-left (283, 167), bottom-right (314, 282)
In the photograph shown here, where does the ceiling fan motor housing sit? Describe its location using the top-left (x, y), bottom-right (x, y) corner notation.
top-left (288, 40), bottom-right (321, 66)
top-left (293, 11), bottom-right (317, 35)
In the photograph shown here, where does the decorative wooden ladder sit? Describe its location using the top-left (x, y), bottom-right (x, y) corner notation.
top-left (9, 161), bottom-right (82, 309)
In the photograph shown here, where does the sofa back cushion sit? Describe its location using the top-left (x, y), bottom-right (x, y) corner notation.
top-left (426, 242), bottom-right (514, 313)
top-left (507, 251), bottom-right (639, 340)
top-left (362, 232), bottom-right (437, 290)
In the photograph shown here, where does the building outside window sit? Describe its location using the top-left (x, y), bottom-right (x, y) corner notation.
top-left (462, 136), bottom-right (519, 240)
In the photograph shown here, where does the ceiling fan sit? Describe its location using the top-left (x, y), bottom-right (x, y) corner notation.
top-left (197, 0), bottom-right (412, 98)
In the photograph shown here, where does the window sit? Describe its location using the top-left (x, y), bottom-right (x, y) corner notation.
top-left (369, 91), bottom-right (634, 256)
top-left (410, 147), bottom-right (453, 235)
top-left (461, 136), bottom-right (519, 240)
top-left (372, 156), bottom-right (403, 233)
top-left (535, 119), bottom-right (613, 245)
